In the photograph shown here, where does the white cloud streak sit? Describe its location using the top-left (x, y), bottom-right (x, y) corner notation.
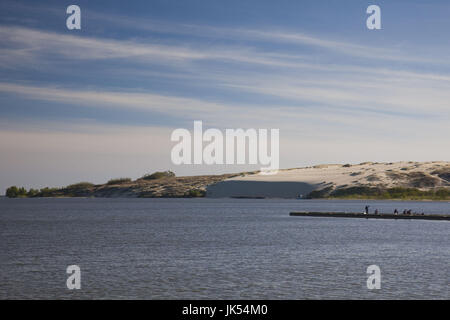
top-left (87, 11), bottom-right (446, 64)
top-left (0, 82), bottom-right (226, 115)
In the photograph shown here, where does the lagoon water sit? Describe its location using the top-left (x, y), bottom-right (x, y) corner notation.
top-left (0, 198), bottom-right (448, 299)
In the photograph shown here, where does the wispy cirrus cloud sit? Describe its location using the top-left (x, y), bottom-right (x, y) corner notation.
top-left (1, 0), bottom-right (446, 65)
top-left (0, 82), bottom-right (227, 115)
top-left (2, 24), bottom-right (450, 119)
top-left (2, 24), bottom-right (449, 75)
top-left (87, 10), bottom-right (446, 65)
top-left (0, 26), bottom-right (316, 69)
top-left (1, 79), bottom-right (449, 135)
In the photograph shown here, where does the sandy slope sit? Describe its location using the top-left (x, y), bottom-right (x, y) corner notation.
top-left (206, 161), bottom-right (450, 198)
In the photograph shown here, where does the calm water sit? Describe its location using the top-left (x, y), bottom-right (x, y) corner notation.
top-left (0, 198), bottom-right (448, 299)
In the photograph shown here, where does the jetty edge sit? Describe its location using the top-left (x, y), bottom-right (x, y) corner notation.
top-left (289, 212), bottom-right (450, 221)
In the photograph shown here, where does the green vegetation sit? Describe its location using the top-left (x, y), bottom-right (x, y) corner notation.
top-left (38, 187), bottom-right (59, 197)
top-left (5, 186), bottom-right (27, 198)
top-left (140, 171), bottom-right (175, 180)
top-left (61, 182), bottom-right (94, 197)
top-left (385, 171), bottom-right (441, 188)
top-left (307, 186), bottom-right (450, 200)
top-left (27, 188), bottom-right (39, 197)
top-left (5, 186), bottom-right (60, 198)
top-left (306, 186), bottom-right (334, 199)
top-left (106, 178), bottom-right (132, 185)
top-left (65, 182), bottom-right (94, 189)
top-left (5, 182), bottom-right (95, 198)
top-left (185, 189), bottom-right (206, 197)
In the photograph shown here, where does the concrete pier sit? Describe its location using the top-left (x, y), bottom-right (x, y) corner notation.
top-left (289, 212), bottom-right (450, 221)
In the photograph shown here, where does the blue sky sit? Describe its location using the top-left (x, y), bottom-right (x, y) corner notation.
top-left (0, 0), bottom-right (449, 191)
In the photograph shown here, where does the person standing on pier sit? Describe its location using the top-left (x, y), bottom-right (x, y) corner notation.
top-left (365, 205), bottom-right (370, 214)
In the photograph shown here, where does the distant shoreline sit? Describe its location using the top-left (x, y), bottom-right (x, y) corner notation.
top-left (2, 196), bottom-right (450, 201)
top-left (4, 161), bottom-right (450, 200)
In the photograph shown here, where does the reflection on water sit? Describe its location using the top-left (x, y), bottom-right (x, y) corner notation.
top-left (0, 198), bottom-right (448, 299)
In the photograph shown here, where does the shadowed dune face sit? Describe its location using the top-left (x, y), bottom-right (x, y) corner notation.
top-left (206, 181), bottom-right (319, 198)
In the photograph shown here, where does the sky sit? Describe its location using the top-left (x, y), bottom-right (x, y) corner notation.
top-left (0, 0), bottom-right (449, 192)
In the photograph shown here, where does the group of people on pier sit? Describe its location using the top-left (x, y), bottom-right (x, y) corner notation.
top-left (364, 206), bottom-right (425, 216)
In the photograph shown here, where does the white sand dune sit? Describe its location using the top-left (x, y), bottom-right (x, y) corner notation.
top-left (206, 161), bottom-right (450, 198)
